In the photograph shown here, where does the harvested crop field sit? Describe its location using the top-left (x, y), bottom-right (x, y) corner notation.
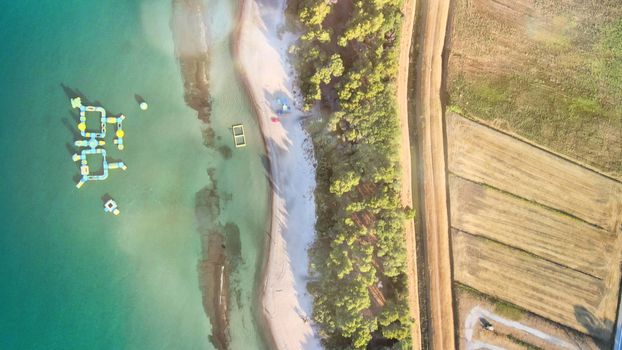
top-left (446, 113), bottom-right (622, 233)
top-left (453, 229), bottom-right (615, 340)
top-left (449, 175), bottom-right (616, 279)
top-left (447, 113), bottom-right (622, 344)
top-left (446, 0), bottom-right (622, 175)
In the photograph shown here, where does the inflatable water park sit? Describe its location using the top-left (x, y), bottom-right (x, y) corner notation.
top-left (68, 95), bottom-right (151, 215)
top-left (104, 197), bottom-right (121, 216)
top-left (70, 97), bottom-right (127, 189)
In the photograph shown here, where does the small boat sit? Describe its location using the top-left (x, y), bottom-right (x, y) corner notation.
top-left (104, 198), bottom-right (120, 216)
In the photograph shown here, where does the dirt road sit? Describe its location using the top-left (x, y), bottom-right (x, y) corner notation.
top-left (396, 0), bottom-right (422, 347)
top-left (412, 0), bottom-right (454, 348)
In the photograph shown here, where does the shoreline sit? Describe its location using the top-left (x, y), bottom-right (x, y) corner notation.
top-left (231, 0), bottom-right (278, 349)
top-left (233, 0), bottom-right (323, 348)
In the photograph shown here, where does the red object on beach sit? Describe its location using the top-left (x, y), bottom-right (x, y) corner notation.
top-left (271, 117), bottom-right (280, 123)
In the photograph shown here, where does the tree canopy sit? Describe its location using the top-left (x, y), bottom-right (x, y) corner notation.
top-left (294, 0), bottom-right (414, 348)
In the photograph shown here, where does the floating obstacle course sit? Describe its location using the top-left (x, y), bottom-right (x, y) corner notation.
top-left (231, 124), bottom-right (247, 148)
top-left (104, 198), bottom-right (120, 215)
top-left (70, 97), bottom-right (127, 188)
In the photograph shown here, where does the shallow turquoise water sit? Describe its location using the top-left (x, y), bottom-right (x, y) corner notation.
top-left (204, 0), bottom-right (270, 347)
top-left (0, 0), bottom-right (268, 349)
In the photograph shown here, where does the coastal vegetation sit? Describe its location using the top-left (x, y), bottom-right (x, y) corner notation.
top-left (291, 0), bottom-right (413, 348)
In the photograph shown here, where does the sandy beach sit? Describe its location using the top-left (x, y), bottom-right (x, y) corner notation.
top-left (235, 0), bottom-right (323, 349)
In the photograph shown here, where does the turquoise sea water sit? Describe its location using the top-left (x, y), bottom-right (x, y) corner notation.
top-left (204, 0), bottom-right (271, 348)
top-left (0, 0), bottom-right (268, 349)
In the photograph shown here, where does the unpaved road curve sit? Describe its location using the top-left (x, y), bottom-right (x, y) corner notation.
top-left (412, 0), bottom-right (454, 349)
top-left (396, 0), bottom-right (421, 346)
top-left (465, 306), bottom-right (577, 350)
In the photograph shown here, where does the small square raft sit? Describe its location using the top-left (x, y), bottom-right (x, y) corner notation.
top-left (231, 124), bottom-right (247, 148)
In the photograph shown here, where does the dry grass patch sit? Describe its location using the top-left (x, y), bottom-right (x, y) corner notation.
top-left (447, 0), bottom-right (622, 174)
top-left (454, 285), bottom-right (604, 350)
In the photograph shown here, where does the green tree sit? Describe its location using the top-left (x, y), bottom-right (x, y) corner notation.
top-left (329, 170), bottom-right (361, 196)
top-left (297, 0), bottom-right (412, 347)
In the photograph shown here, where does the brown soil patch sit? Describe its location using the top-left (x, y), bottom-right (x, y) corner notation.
top-left (198, 233), bottom-right (230, 350)
top-left (453, 229), bottom-right (611, 339)
top-left (171, 0), bottom-right (212, 122)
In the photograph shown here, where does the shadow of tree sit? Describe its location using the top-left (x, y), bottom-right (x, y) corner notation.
top-left (574, 305), bottom-right (614, 349)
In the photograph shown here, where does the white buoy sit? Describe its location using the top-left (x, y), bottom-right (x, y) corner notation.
top-left (140, 101), bottom-right (149, 111)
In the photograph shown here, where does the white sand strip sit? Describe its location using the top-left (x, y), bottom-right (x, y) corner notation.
top-left (235, 0), bottom-right (323, 349)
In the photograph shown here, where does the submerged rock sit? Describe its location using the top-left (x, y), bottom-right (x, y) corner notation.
top-left (171, 0), bottom-right (212, 122)
top-left (197, 232), bottom-right (230, 350)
